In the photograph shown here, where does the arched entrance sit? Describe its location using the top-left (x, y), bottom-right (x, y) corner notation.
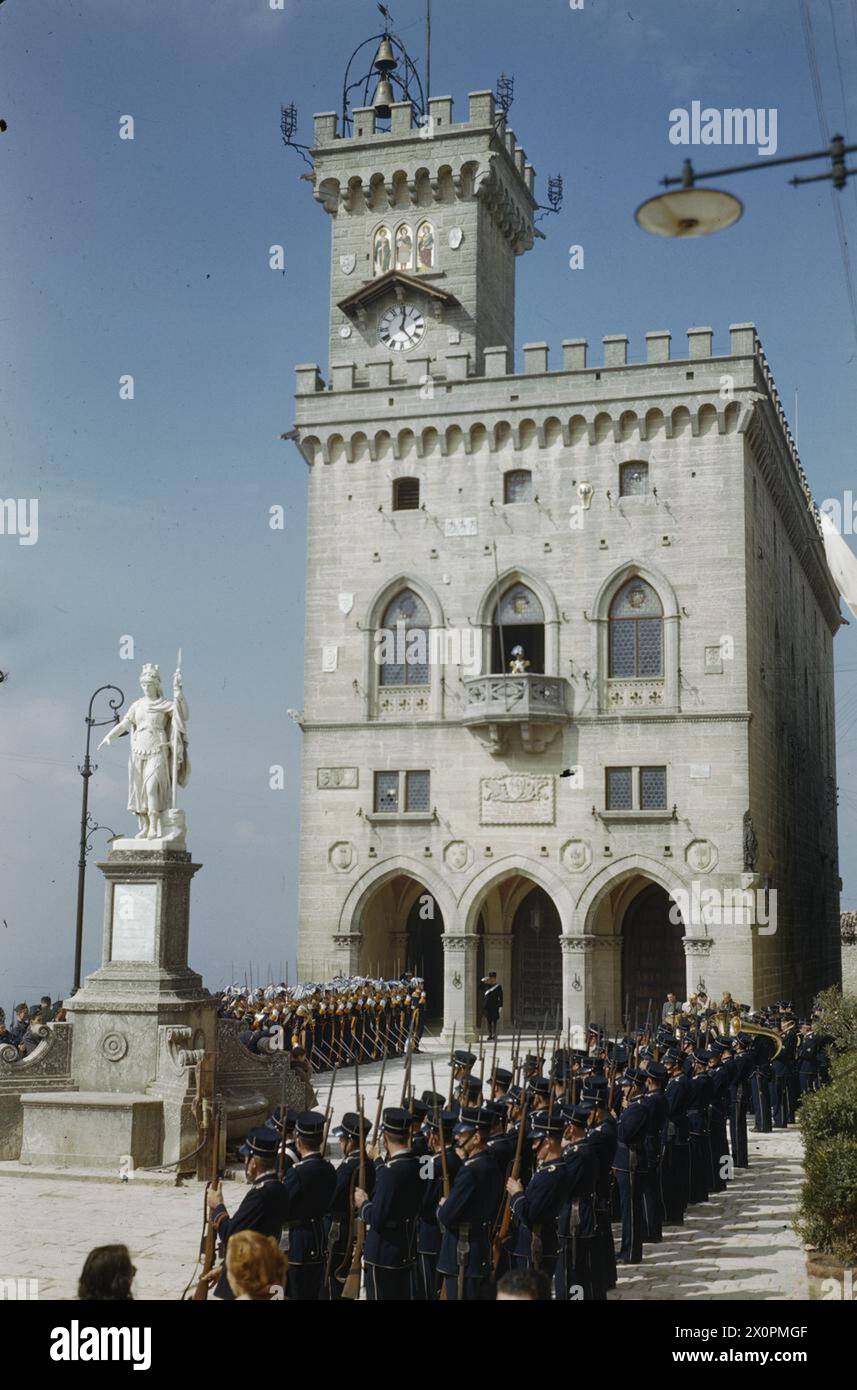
top-left (512, 886), bottom-right (562, 1029)
top-left (621, 882), bottom-right (685, 1029)
top-left (357, 872), bottom-right (446, 1021)
top-left (405, 894), bottom-right (444, 1022)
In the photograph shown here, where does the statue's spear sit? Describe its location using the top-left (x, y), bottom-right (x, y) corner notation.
top-left (171, 647), bottom-right (182, 808)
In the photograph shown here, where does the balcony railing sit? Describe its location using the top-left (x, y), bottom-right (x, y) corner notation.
top-left (461, 673), bottom-right (571, 754)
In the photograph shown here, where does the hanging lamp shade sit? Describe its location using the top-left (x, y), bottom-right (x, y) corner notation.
top-left (635, 186), bottom-right (743, 238)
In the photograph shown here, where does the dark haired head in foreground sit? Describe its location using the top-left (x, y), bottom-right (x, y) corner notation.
top-left (78, 1244), bottom-right (136, 1301)
top-left (495, 1269), bottom-right (552, 1301)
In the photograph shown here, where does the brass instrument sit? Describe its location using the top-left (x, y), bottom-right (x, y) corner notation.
top-left (739, 1020), bottom-right (783, 1059)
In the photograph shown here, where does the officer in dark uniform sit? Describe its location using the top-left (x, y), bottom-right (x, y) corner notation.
top-left (209, 1126), bottom-right (290, 1300)
top-left (279, 1111), bottom-right (337, 1300)
top-left (323, 1110), bottom-right (375, 1300)
top-left (641, 1060), bottom-right (667, 1242)
top-left (355, 1106), bottom-right (423, 1301)
top-left (612, 1068), bottom-right (648, 1265)
top-left (771, 1013), bottom-right (798, 1126)
top-left (480, 972), bottom-right (504, 1040)
top-left (728, 1034), bottom-right (753, 1167)
top-left (506, 1108), bottom-right (567, 1284)
top-left (556, 1102), bottom-right (601, 1300)
top-left (662, 1048), bottom-right (692, 1223)
top-left (580, 1084), bottom-right (617, 1292)
top-left (416, 1106), bottom-right (461, 1299)
top-left (687, 1049), bottom-right (715, 1202)
top-left (797, 1020), bottom-right (822, 1096)
top-left (437, 1105), bottom-right (503, 1300)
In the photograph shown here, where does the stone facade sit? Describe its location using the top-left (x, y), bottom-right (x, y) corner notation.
top-left (291, 90), bottom-right (841, 1041)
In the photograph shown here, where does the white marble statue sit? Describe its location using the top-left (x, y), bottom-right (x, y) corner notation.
top-left (98, 659), bottom-right (189, 840)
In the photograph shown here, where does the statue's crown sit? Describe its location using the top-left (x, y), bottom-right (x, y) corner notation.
top-left (141, 663), bottom-right (161, 681)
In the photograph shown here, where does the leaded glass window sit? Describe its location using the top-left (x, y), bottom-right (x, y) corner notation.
top-left (608, 579), bottom-right (663, 678)
top-left (606, 767), bottom-right (633, 810)
top-left (640, 766), bottom-right (667, 809)
top-left (493, 583), bottom-right (544, 626)
top-left (405, 770), bottom-right (431, 812)
top-left (374, 771), bottom-right (399, 813)
top-left (378, 588), bottom-right (430, 687)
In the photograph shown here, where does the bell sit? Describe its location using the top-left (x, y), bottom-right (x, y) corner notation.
top-left (372, 76), bottom-right (395, 119)
top-left (374, 36), bottom-right (396, 73)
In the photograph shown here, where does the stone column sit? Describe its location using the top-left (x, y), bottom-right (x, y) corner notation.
top-left (683, 935), bottom-right (714, 999)
top-left (441, 933), bottom-right (480, 1044)
top-left (332, 933), bottom-right (362, 976)
top-left (389, 930), bottom-right (410, 979)
top-left (560, 936), bottom-right (595, 1047)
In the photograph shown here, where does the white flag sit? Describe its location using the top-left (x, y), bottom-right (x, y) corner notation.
top-left (820, 512), bottom-right (857, 618)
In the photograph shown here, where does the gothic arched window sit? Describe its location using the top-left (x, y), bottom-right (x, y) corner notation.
top-left (377, 588), bottom-right (430, 686)
top-left (608, 578), bottom-right (663, 678)
top-left (491, 582), bottom-right (545, 674)
top-left (416, 220), bottom-right (435, 271)
top-left (395, 224), bottom-right (414, 271)
top-left (373, 225), bottom-right (392, 277)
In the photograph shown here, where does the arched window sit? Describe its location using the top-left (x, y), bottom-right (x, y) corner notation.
top-left (608, 578), bottom-right (663, 678)
top-left (395, 224), bottom-right (413, 271)
top-left (416, 220), bottom-right (435, 271)
top-left (619, 461), bottom-right (648, 496)
top-left (504, 469), bottom-right (532, 504)
top-left (378, 588), bottom-right (430, 686)
top-left (492, 582), bottom-right (545, 674)
top-left (393, 477), bottom-right (420, 511)
top-left (373, 225), bottom-right (392, 277)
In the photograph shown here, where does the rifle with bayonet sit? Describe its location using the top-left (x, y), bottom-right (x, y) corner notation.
top-left (492, 1090), bottom-right (530, 1272)
top-left (341, 1094), bottom-right (367, 1300)
top-left (192, 1090), bottom-right (223, 1300)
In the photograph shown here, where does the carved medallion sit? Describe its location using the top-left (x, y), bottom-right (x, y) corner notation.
top-left (561, 838), bottom-right (592, 873)
top-left (329, 841), bottom-right (356, 872)
top-left (102, 1032), bottom-right (129, 1062)
top-left (685, 839), bottom-right (718, 873)
top-left (340, 253), bottom-right (356, 275)
top-left (444, 840), bottom-right (473, 872)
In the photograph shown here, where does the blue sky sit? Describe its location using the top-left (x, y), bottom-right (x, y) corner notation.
top-left (2, 0), bottom-right (856, 1011)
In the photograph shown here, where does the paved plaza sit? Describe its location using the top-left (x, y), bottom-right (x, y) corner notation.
top-left (0, 1032), bottom-right (808, 1301)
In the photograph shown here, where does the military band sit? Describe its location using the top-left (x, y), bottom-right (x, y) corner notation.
top-left (195, 993), bottom-right (830, 1300)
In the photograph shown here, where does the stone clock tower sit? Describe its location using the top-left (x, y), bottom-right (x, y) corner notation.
top-left (291, 55), bottom-right (841, 1042)
top-left (313, 91), bottom-right (537, 380)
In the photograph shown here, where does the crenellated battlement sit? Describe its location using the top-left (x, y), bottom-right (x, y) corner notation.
top-left (312, 91), bottom-right (534, 194)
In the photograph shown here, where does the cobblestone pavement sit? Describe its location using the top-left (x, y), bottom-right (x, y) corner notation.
top-left (0, 1032), bottom-right (808, 1300)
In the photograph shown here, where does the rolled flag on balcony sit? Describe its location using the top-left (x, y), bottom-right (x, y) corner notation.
top-left (819, 512), bottom-right (857, 618)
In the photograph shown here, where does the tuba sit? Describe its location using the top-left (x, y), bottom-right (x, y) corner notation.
top-left (739, 1021), bottom-right (783, 1059)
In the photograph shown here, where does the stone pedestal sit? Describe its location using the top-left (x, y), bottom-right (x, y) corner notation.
top-left (20, 843), bottom-right (217, 1174)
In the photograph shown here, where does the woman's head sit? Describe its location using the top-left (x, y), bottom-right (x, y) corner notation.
top-left (226, 1231), bottom-right (285, 1300)
top-left (78, 1244), bottom-right (136, 1300)
top-left (139, 662), bottom-right (163, 698)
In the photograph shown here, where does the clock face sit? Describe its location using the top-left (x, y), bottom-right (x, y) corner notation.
top-left (378, 302), bottom-right (426, 352)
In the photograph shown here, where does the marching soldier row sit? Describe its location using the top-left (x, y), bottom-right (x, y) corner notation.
top-left (195, 1000), bottom-right (827, 1300)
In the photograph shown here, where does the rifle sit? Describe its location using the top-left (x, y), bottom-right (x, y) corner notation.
top-left (321, 1067), bottom-right (337, 1152)
top-left (277, 1045), bottom-right (293, 1180)
top-left (341, 1095), bottom-right (367, 1300)
top-left (445, 1022), bottom-right (457, 1107)
top-left (492, 1092), bottom-right (529, 1272)
top-left (192, 1091), bottom-right (223, 1300)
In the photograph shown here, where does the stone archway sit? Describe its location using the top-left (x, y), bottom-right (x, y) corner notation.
top-left (620, 882), bottom-right (685, 1030)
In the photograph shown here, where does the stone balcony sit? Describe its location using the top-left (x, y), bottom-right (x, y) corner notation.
top-left (461, 673), bottom-right (571, 755)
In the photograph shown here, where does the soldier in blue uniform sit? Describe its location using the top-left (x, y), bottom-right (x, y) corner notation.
top-left (641, 1060), bottom-right (667, 1242)
top-left (557, 1102), bottom-right (601, 1300)
top-left (686, 1049), bottom-right (714, 1202)
top-left (209, 1126), bottom-right (290, 1300)
top-left (416, 1106), bottom-right (461, 1299)
top-left (323, 1110), bottom-right (375, 1299)
top-left (612, 1068), bottom-right (648, 1265)
top-left (437, 1105), bottom-right (503, 1300)
top-left (580, 1084), bottom-right (617, 1291)
top-left (505, 1108), bottom-right (567, 1283)
top-left (355, 1106), bottom-right (423, 1301)
top-left (662, 1048), bottom-right (692, 1223)
top-left (278, 1111), bottom-right (337, 1300)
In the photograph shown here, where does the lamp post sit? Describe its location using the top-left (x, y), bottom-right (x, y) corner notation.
top-left (74, 685), bottom-right (124, 991)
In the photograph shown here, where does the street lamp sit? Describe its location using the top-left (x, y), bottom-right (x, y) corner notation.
top-left (636, 133), bottom-right (857, 237)
top-left (74, 685), bottom-right (124, 992)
